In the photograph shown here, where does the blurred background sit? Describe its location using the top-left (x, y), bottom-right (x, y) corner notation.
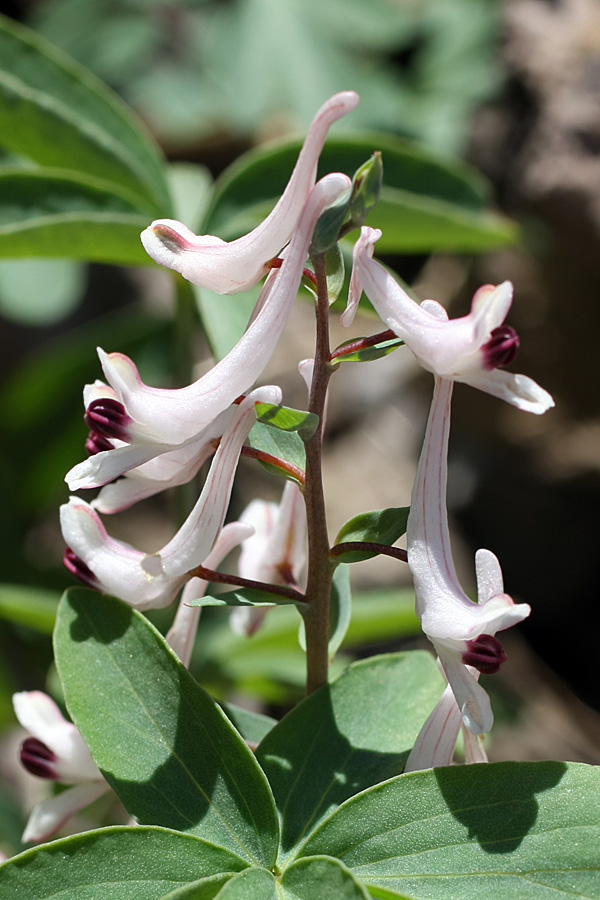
top-left (1, 0), bottom-right (600, 851)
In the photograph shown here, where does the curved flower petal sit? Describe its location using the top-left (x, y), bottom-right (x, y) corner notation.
top-left (408, 376), bottom-right (531, 734)
top-left (66, 172), bottom-right (351, 492)
top-left (60, 497), bottom-right (183, 609)
top-left (22, 782), bottom-right (110, 844)
top-left (141, 91), bottom-right (359, 294)
top-left (348, 226), bottom-right (554, 414)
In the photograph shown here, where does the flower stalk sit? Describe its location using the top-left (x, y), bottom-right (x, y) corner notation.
top-left (302, 252), bottom-right (336, 694)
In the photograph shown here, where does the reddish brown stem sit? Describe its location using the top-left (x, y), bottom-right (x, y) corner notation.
top-left (329, 542), bottom-right (408, 562)
top-left (240, 445), bottom-right (305, 486)
top-left (330, 328), bottom-right (397, 362)
top-left (189, 564), bottom-right (306, 603)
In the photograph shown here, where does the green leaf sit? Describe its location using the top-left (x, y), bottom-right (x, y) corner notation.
top-left (203, 133), bottom-right (513, 256)
top-left (255, 403), bottom-right (319, 440)
top-left (0, 258), bottom-right (85, 325)
top-left (0, 167), bottom-right (151, 264)
top-left (189, 587), bottom-right (305, 613)
top-left (0, 826), bottom-right (247, 899)
top-left (304, 243), bottom-right (346, 306)
top-left (298, 762), bottom-right (600, 900)
top-left (333, 508), bottom-right (409, 563)
top-left (220, 703), bottom-right (277, 747)
top-left (54, 589), bottom-right (279, 867)
top-left (0, 584), bottom-right (60, 634)
top-left (248, 422), bottom-right (306, 485)
top-left (256, 652), bottom-right (444, 861)
top-left (281, 856), bottom-right (372, 899)
top-left (349, 152), bottom-right (384, 229)
top-left (0, 14), bottom-right (169, 213)
top-left (331, 335), bottom-right (404, 364)
top-left (309, 183), bottom-right (353, 256)
top-left (328, 564), bottom-right (352, 659)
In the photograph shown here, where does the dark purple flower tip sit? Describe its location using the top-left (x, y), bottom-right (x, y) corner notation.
top-left (20, 737), bottom-right (58, 780)
top-left (462, 633), bottom-right (507, 675)
top-left (63, 548), bottom-right (99, 590)
top-left (482, 326), bottom-right (520, 371)
top-left (84, 398), bottom-right (131, 441)
top-left (85, 431), bottom-right (114, 456)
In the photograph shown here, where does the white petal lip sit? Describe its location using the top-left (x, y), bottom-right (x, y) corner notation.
top-left (66, 172), bottom-right (351, 493)
top-left (348, 226), bottom-right (554, 414)
top-left (141, 91), bottom-right (359, 294)
top-left (407, 377), bottom-right (531, 735)
top-left (13, 692), bottom-right (100, 783)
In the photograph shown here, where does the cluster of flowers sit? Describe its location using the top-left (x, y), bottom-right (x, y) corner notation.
top-left (14, 90), bottom-right (553, 843)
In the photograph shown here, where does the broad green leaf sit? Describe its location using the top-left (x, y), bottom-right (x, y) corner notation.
top-left (211, 867), bottom-right (277, 899)
top-left (220, 703), bottom-right (276, 747)
top-left (203, 134), bottom-right (509, 256)
top-left (0, 826), bottom-right (247, 900)
top-left (331, 335), bottom-right (403, 364)
top-left (255, 403), bottom-right (319, 440)
top-left (281, 856), bottom-right (371, 899)
top-left (256, 652), bottom-right (444, 860)
top-left (0, 14), bottom-right (169, 213)
top-left (54, 589), bottom-right (279, 867)
top-left (369, 186), bottom-right (516, 253)
top-left (189, 587), bottom-right (305, 613)
top-left (0, 258), bottom-right (85, 325)
top-left (0, 584), bottom-right (60, 633)
top-left (0, 168), bottom-right (151, 264)
top-left (298, 762), bottom-right (600, 900)
top-left (333, 508), bottom-right (409, 563)
top-left (248, 422), bottom-right (306, 485)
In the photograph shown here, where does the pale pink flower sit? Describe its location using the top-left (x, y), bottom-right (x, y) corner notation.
top-left (62, 387), bottom-right (281, 609)
top-left (230, 481), bottom-right (306, 637)
top-left (13, 691), bottom-right (109, 844)
top-left (66, 172), bottom-right (351, 492)
top-left (346, 227), bottom-right (554, 414)
top-left (408, 377), bottom-right (531, 735)
top-left (141, 92), bottom-right (359, 294)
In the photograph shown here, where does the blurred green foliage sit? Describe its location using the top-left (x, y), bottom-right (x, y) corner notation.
top-left (26, 0), bottom-right (503, 154)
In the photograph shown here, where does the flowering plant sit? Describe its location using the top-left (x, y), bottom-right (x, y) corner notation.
top-left (0, 15), bottom-right (598, 900)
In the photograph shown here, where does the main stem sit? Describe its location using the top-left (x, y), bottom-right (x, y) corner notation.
top-left (303, 253), bottom-right (335, 694)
